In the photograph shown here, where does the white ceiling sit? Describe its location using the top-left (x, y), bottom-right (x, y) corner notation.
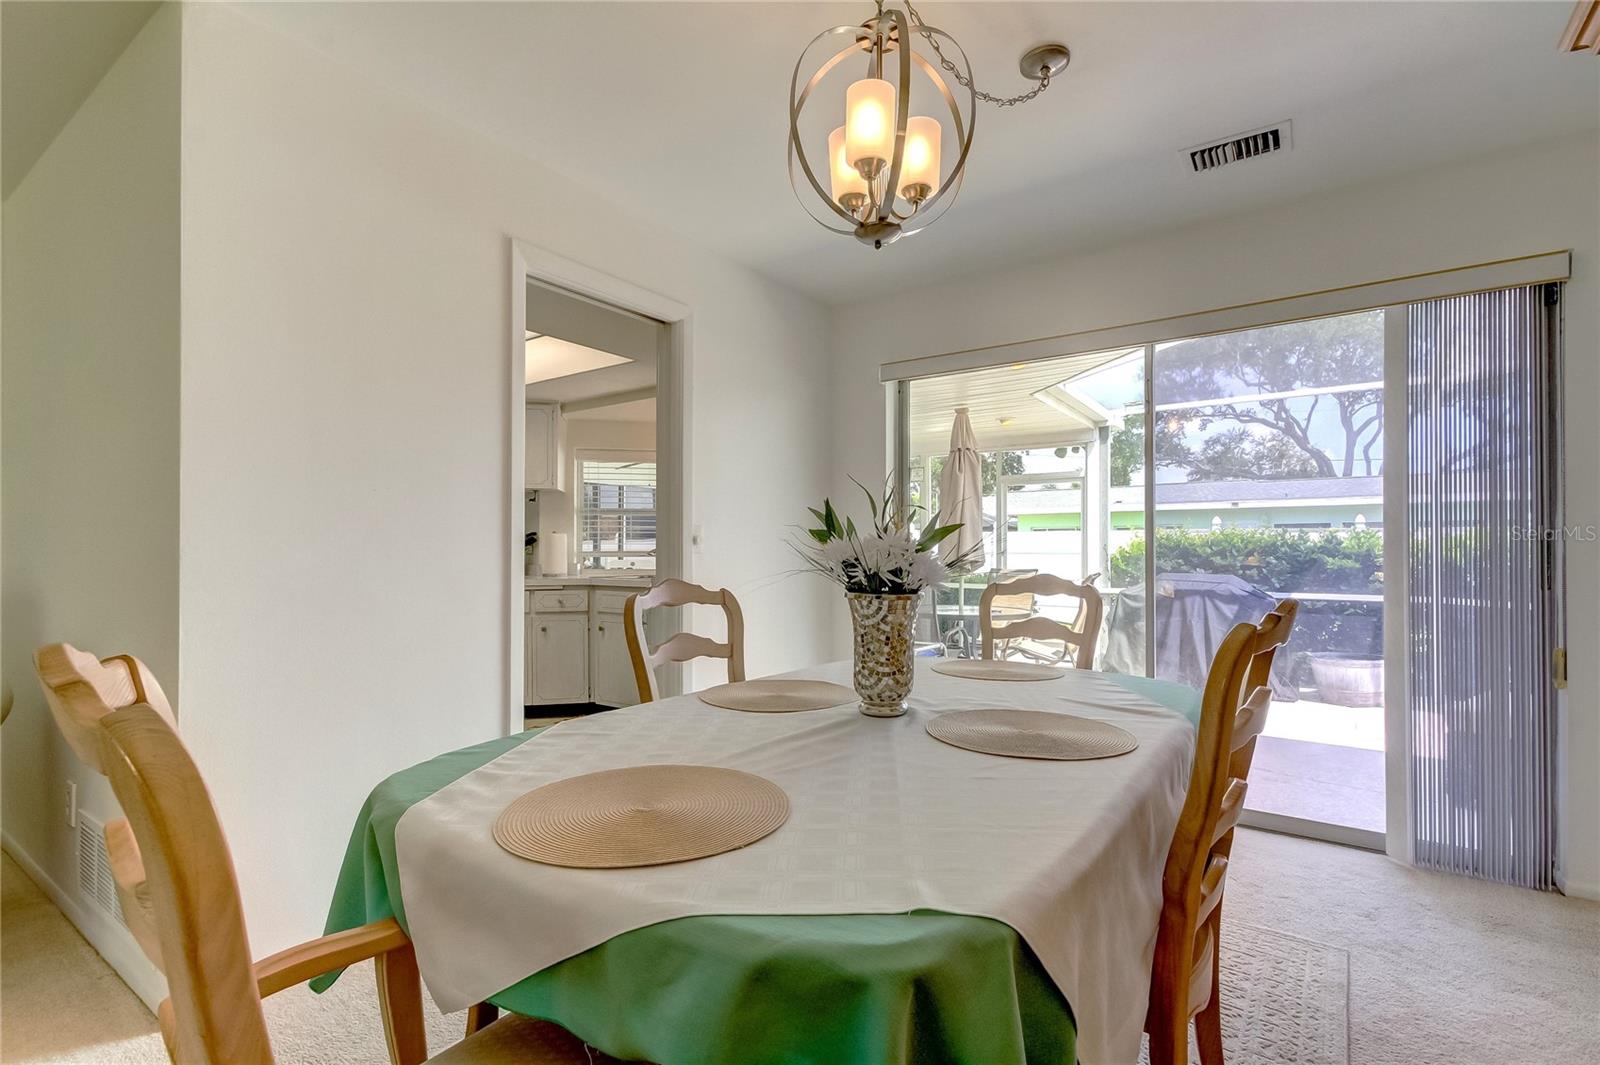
top-left (565, 397), bottom-right (657, 424)
top-left (907, 346), bottom-right (1136, 457)
top-left (239, 3), bottom-right (1597, 304)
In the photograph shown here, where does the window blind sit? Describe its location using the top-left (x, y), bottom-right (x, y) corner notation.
top-left (1407, 284), bottom-right (1561, 889)
top-left (578, 457), bottom-right (657, 568)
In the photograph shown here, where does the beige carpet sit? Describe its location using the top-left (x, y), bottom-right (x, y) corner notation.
top-left (1138, 924), bottom-right (1348, 1065)
top-left (5, 829), bottom-right (1599, 1064)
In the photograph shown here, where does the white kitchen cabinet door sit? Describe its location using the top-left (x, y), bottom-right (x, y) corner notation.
top-left (531, 614), bottom-right (589, 703)
top-left (523, 591), bottom-right (535, 704)
top-left (590, 612), bottom-right (637, 708)
top-left (524, 403), bottom-right (566, 491)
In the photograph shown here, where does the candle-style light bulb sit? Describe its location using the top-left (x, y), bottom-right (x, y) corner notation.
top-left (844, 77), bottom-right (896, 178)
top-left (828, 126), bottom-right (869, 214)
top-left (900, 115), bottom-right (942, 204)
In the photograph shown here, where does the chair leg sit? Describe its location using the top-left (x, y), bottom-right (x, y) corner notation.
top-left (1146, 1019), bottom-right (1187, 1065)
top-left (466, 1001), bottom-right (499, 1036)
top-left (375, 943), bottom-right (428, 1065)
top-left (1195, 916), bottom-right (1225, 1065)
top-left (1195, 992), bottom-right (1224, 1065)
top-left (1146, 989), bottom-right (1189, 1065)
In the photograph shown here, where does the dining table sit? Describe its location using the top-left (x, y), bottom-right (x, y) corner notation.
top-left (315, 660), bottom-right (1200, 1065)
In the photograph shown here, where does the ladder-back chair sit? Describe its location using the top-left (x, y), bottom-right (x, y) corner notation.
top-left (95, 704), bottom-right (619, 1065)
top-left (34, 643), bottom-right (176, 969)
top-left (623, 579), bottom-right (745, 702)
top-left (978, 574), bottom-right (1104, 669)
top-left (1146, 599), bottom-right (1298, 1065)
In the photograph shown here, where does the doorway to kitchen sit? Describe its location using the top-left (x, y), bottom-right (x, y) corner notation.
top-left (508, 242), bottom-right (691, 735)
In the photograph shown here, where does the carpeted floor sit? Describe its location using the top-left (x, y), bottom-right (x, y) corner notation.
top-left (3, 829), bottom-right (1597, 1064)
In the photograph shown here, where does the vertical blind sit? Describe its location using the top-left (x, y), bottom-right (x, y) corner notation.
top-left (1407, 284), bottom-right (1561, 888)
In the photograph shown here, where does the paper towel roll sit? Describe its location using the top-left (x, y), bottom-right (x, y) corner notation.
top-left (540, 532), bottom-right (569, 576)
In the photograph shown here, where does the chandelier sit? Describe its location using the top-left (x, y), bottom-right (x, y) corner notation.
top-left (788, 0), bottom-right (1069, 249)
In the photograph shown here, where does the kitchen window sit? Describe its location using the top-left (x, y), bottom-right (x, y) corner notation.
top-left (576, 450), bottom-right (656, 572)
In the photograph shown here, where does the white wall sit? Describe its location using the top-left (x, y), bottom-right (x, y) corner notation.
top-left (0, 5), bottom-right (180, 1002)
top-left (178, 3), bottom-right (833, 955)
top-left (830, 133), bottom-right (1600, 897)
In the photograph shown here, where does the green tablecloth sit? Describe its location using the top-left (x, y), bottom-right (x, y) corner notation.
top-left (316, 673), bottom-right (1199, 1065)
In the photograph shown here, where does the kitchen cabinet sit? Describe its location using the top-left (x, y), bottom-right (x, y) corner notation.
top-left (525, 583), bottom-right (646, 708)
top-left (590, 590), bottom-right (639, 708)
top-left (530, 613), bottom-right (589, 703)
top-left (525, 403), bottom-right (567, 491)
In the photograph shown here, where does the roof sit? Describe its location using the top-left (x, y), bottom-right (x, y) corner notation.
top-left (1002, 476), bottom-right (1382, 514)
top-left (1139, 475), bottom-right (1383, 506)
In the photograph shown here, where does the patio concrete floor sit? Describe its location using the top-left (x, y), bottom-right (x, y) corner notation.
top-left (1252, 697), bottom-right (1385, 833)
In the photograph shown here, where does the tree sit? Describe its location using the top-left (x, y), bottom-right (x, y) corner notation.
top-left (982, 450), bottom-right (1026, 495)
top-left (1152, 313), bottom-right (1384, 480)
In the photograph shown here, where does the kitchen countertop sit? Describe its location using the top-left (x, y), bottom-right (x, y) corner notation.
top-left (524, 574), bottom-right (654, 589)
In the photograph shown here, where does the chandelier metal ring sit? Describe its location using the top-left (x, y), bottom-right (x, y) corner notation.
top-left (788, 1), bottom-right (1065, 248)
top-left (787, 6), bottom-right (976, 248)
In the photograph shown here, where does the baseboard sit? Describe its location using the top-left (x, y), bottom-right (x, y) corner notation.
top-left (1556, 872), bottom-right (1600, 901)
top-left (2, 831), bottom-right (167, 1012)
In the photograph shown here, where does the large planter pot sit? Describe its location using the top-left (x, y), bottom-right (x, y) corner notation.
top-left (847, 591), bottom-right (920, 717)
top-left (1307, 652), bottom-right (1384, 708)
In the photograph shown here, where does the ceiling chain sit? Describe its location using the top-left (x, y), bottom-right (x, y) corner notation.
top-left (903, 0), bottom-right (1054, 108)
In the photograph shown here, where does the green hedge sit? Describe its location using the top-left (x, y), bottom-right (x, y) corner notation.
top-left (1107, 527), bottom-right (1382, 595)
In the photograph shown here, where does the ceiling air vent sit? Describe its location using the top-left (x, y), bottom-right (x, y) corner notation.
top-left (1187, 121), bottom-right (1291, 173)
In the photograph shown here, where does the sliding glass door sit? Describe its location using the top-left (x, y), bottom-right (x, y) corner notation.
top-left (1150, 312), bottom-right (1387, 839)
top-left (894, 278), bottom-right (1564, 864)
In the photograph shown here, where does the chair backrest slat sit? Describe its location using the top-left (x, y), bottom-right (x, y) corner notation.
top-left (34, 643), bottom-right (175, 772)
top-left (978, 574), bottom-right (1104, 670)
top-left (624, 579), bottom-right (746, 702)
top-left (98, 706), bottom-right (273, 1064)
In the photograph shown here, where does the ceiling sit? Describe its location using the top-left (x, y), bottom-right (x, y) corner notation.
top-left (192, 5), bottom-right (1600, 303)
top-left (2, 1), bottom-right (160, 198)
top-left (907, 346), bottom-right (1136, 457)
top-left (565, 397), bottom-right (656, 424)
top-left (524, 278), bottom-right (658, 405)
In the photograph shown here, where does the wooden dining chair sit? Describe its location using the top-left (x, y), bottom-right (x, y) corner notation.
top-left (1145, 598), bottom-right (1298, 1065)
top-left (33, 642), bottom-right (178, 970)
top-left (95, 703), bottom-right (618, 1065)
top-left (977, 574), bottom-right (1104, 669)
top-left (623, 578), bottom-right (746, 702)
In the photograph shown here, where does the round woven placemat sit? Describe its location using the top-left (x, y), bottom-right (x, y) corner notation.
top-left (697, 679), bottom-right (856, 713)
top-left (926, 708), bottom-right (1139, 760)
top-left (931, 659), bottom-right (1068, 681)
top-left (493, 764), bottom-right (790, 868)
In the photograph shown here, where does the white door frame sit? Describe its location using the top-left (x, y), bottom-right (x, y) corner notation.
top-left (507, 240), bottom-right (692, 735)
top-left (1380, 306), bottom-right (1414, 863)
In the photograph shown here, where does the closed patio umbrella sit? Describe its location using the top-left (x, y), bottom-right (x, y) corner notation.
top-left (936, 407), bottom-right (985, 572)
top-left (934, 407), bottom-right (986, 656)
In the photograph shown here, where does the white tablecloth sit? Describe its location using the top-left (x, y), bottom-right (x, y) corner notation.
top-left (395, 660), bottom-right (1194, 1064)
